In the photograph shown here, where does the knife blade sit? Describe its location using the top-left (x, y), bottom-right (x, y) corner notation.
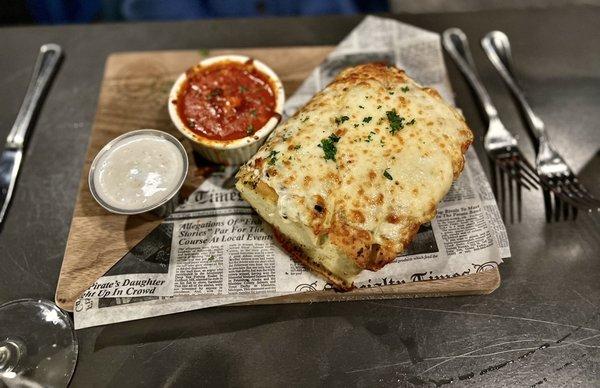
top-left (0, 148), bottom-right (22, 224)
top-left (0, 44), bottom-right (62, 229)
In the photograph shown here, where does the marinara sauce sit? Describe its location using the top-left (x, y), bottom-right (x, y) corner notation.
top-left (175, 60), bottom-right (276, 141)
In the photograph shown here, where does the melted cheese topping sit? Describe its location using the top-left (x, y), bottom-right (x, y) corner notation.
top-left (236, 64), bottom-right (472, 287)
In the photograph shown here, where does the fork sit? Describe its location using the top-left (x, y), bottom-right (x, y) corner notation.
top-left (442, 28), bottom-right (540, 223)
top-left (481, 31), bottom-right (600, 221)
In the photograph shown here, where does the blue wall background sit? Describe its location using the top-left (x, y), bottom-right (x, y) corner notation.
top-left (20, 0), bottom-right (388, 24)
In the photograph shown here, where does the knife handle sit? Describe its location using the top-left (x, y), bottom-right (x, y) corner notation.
top-left (6, 44), bottom-right (63, 148)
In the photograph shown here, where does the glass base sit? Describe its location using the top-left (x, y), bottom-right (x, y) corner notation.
top-left (0, 299), bottom-right (78, 387)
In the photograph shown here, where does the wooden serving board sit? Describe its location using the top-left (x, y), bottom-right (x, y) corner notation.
top-left (56, 46), bottom-right (500, 312)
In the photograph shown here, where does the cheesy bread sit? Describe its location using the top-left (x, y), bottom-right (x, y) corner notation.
top-left (235, 63), bottom-right (473, 290)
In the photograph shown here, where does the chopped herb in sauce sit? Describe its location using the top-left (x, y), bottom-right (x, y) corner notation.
top-left (318, 133), bottom-right (340, 161)
top-left (239, 85), bottom-right (248, 93)
top-left (386, 109), bottom-right (406, 134)
top-left (383, 169), bottom-right (393, 180)
top-left (363, 116), bottom-right (372, 123)
top-left (353, 123), bottom-right (359, 128)
top-left (267, 150), bottom-right (279, 165)
top-left (301, 116), bottom-right (309, 122)
top-left (334, 116), bottom-right (349, 125)
top-left (294, 144), bottom-right (301, 150)
top-left (401, 86), bottom-right (410, 92)
top-left (250, 109), bottom-right (257, 117)
top-left (246, 124), bottom-right (255, 135)
top-left (365, 131), bottom-right (376, 143)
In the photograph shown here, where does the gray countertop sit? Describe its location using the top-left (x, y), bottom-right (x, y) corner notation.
top-left (1, 6), bottom-right (599, 387)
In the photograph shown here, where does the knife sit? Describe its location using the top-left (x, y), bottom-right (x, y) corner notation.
top-left (0, 44), bottom-right (62, 227)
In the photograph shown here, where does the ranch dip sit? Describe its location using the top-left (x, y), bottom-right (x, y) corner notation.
top-left (90, 130), bottom-right (187, 213)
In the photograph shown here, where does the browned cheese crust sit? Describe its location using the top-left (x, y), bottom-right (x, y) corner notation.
top-left (236, 63), bottom-right (473, 288)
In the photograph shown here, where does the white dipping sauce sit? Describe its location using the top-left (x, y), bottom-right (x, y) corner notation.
top-left (93, 134), bottom-right (185, 211)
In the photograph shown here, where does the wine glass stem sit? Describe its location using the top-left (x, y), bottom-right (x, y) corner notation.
top-left (0, 338), bottom-right (24, 373)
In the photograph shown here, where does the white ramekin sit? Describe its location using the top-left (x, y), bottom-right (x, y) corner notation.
top-left (168, 55), bottom-right (285, 165)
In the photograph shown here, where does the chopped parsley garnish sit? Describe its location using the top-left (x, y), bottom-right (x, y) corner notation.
top-left (389, 91), bottom-right (395, 95)
top-left (318, 133), bottom-right (340, 161)
top-left (377, 105), bottom-right (382, 109)
top-left (363, 116), bottom-right (372, 123)
top-left (239, 85), bottom-right (248, 93)
top-left (294, 144), bottom-right (301, 150)
top-left (334, 115), bottom-right (349, 125)
top-left (267, 150), bottom-right (279, 165)
top-left (380, 138), bottom-right (386, 146)
top-left (386, 109), bottom-right (406, 134)
top-left (353, 123), bottom-right (359, 128)
top-left (246, 124), bottom-right (255, 135)
top-left (401, 86), bottom-right (410, 92)
top-left (383, 169), bottom-right (393, 180)
top-left (301, 116), bottom-right (309, 122)
top-left (407, 118), bottom-right (416, 125)
top-left (365, 131), bottom-right (376, 143)
top-left (359, 105), bottom-right (365, 109)
top-left (250, 109), bottom-right (257, 117)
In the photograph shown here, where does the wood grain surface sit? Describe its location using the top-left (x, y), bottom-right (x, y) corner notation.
top-left (55, 46), bottom-right (500, 311)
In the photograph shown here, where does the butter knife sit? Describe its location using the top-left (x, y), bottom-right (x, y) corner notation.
top-left (0, 44), bottom-right (62, 227)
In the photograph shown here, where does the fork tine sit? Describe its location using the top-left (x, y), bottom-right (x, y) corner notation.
top-left (543, 188), bottom-right (552, 222)
top-left (554, 192), bottom-right (561, 222)
top-left (518, 152), bottom-right (537, 172)
top-left (517, 156), bottom-right (540, 184)
top-left (498, 163), bottom-right (507, 221)
top-left (563, 197), bottom-right (570, 220)
top-left (571, 180), bottom-right (600, 209)
top-left (545, 176), bottom-right (560, 222)
top-left (516, 179), bottom-right (523, 222)
top-left (553, 176), bottom-right (598, 213)
top-left (498, 156), bottom-right (536, 190)
top-left (514, 159), bottom-right (523, 222)
top-left (510, 156), bottom-right (521, 222)
top-left (508, 162), bottom-right (515, 223)
top-left (571, 177), bottom-right (593, 196)
top-left (559, 181), bottom-right (593, 210)
top-left (516, 169), bottom-right (538, 190)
